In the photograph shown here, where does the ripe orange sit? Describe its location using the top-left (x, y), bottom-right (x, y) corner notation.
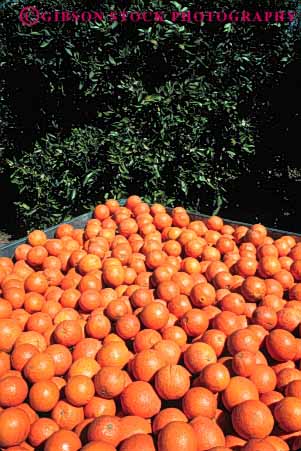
top-left (65, 375), bottom-right (95, 406)
top-left (44, 429), bottom-right (81, 451)
top-left (119, 433), bottom-right (155, 451)
top-left (24, 272), bottom-right (48, 294)
top-left (94, 367), bottom-right (126, 399)
top-left (139, 302), bottom-right (169, 330)
top-left (97, 341), bottom-right (129, 369)
top-left (180, 308), bottom-right (209, 337)
top-left (0, 375), bottom-right (28, 407)
top-left (152, 339), bottom-right (181, 365)
top-left (266, 329), bottom-right (297, 361)
top-left (0, 319), bottom-right (22, 352)
top-left (121, 381), bottom-right (161, 418)
top-left (87, 415), bottom-right (121, 447)
top-left (27, 230), bottom-right (47, 247)
top-left (84, 396), bottom-right (116, 418)
top-left (51, 400), bottom-right (84, 430)
top-left (152, 408), bottom-right (187, 434)
top-left (158, 421), bottom-right (197, 451)
top-left (154, 364), bottom-right (190, 400)
top-left (274, 396), bottom-right (301, 432)
top-left (199, 362), bottom-right (231, 392)
top-left (182, 387), bottom-right (217, 419)
top-left (133, 329), bottom-right (162, 353)
top-left (46, 344), bottom-right (72, 376)
top-left (222, 376), bottom-right (259, 410)
top-left (0, 407), bottom-right (30, 448)
top-left (24, 352), bottom-right (55, 383)
top-left (29, 380), bottom-right (59, 412)
top-left (53, 320), bottom-right (83, 346)
top-left (72, 338), bottom-right (102, 360)
top-left (190, 415), bottom-right (225, 450)
top-left (231, 400), bottom-right (274, 439)
top-left (28, 418), bottom-right (59, 448)
top-left (184, 342), bottom-right (217, 373)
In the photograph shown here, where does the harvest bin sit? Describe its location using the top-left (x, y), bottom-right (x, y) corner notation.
top-left (0, 205), bottom-right (300, 258)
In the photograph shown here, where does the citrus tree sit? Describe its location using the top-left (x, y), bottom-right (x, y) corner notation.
top-left (2, 0), bottom-right (299, 230)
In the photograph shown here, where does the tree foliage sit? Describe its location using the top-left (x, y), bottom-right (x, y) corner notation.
top-left (1, 0), bottom-right (299, 230)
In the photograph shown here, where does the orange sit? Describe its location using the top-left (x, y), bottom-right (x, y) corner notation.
top-left (28, 418), bottom-right (59, 448)
top-left (0, 375), bottom-right (28, 407)
top-left (65, 375), bottom-right (95, 406)
top-left (190, 415), bottom-right (225, 450)
top-left (184, 342), bottom-right (217, 373)
top-left (115, 314), bottom-right (141, 340)
top-left (51, 400), bottom-right (84, 430)
top-left (156, 280), bottom-right (180, 302)
top-left (44, 429), bottom-right (81, 451)
top-left (158, 421), bottom-right (197, 451)
top-left (14, 244), bottom-right (32, 261)
top-left (152, 408), bottom-right (187, 434)
top-left (139, 302), bottom-right (169, 330)
top-left (274, 396), bottom-right (301, 432)
top-left (154, 364), bottom-right (190, 400)
top-left (199, 362), bottom-right (231, 392)
top-left (85, 314), bottom-right (111, 339)
top-left (249, 364), bottom-right (277, 394)
top-left (78, 290), bottom-right (102, 312)
top-left (24, 272), bottom-right (48, 294)
top-left (3, 287), bottom-right (25, 309)
top-left (181, 309), bottom-right (209, 337)
top-left (222, 376), bottom-right (259, 410)
top-left (182, 387), bottom-right (217, 419)
top-left (23, 352), bottom-right (55, 383)
top-left (44, 239), bottom-right (64, 256)
top-left (0, 319), bottom-right (22, 352)
top-left (29, 380), bottom-right (59, 412)
top-left (241, 276), bottom-right (266, 302)
top-left (27, 230), bottom-right (47, 247)
top-left (0, 351), bottom-right (11, 377)
top-left (26, 246), bottom-right (48, 267)
top-left (94, 367), bottom-right (126, 399)
top-left (266, 329), bottom-right (297, 361)
top-left (232, 351), bottom-right (256, 377)
top-left (190, 282), bottom-right (216, 308)
top-left (119, 433), bottom-right (155, 451)
top-left (162, 325), bottom-right (187, 347)
top-left (0, 407), bottom-right (30, 448)
top-left (78, 255), bottom-right (101, 275)
top-left (68, 357), bottom-right (100, 379)
top-left (53, 320), bottom-right (83, 346)
top-left (103, 265), bottom-right (125, 287)
top-left (231, 400), bottom-right (274, 439)
top-left (131, 349), bottom-right (165, 382)
top-left (11, 344), bottom-right (39, 372)
top-left (227, 328), bottom-right (259, 355)
top-left (23, 292), bottom-right (44, 313)
top-left (97, 341), bottom-right (129, 368)
top-left (72, 338), bottom-right (101, 360)
top-left (84, 396), bottom-right (116, 418)
top-left (201, 329), bottom-right (226, 357)
top-left (151, 339), bottom-right (180, 365)
top-left (26, 312), bottom-right (52, 334)
top-left (121, 381), bottom-right (161, 418)
top-left (94, 204), bottom-right (110, 220)
top-left (133, 329), bottom-right (162, 352)
top-left (207, 215), bottom-right (224, 231)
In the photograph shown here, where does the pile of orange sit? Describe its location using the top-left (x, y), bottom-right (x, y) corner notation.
top-left (0, 195), bottom-right (301, 450)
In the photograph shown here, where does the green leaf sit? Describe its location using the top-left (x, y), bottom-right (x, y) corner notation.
top-left (108, 55), bottom-right (116, 65)
top-left (65, 48), bottom-right (73, 56)
top-left (40, 40), bottom-right (52, 48)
